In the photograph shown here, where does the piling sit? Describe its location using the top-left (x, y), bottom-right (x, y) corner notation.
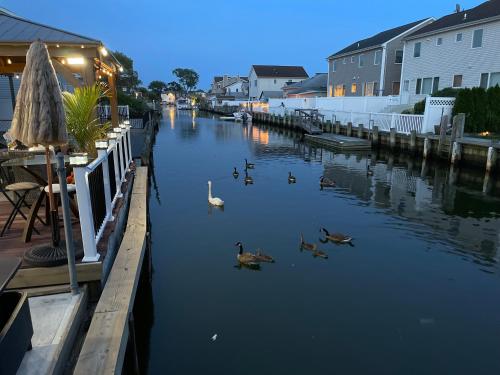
top-left (335, 121), bottom-right (341, 134)
top-left (390, 128), bottom-right (396, 149)
top-left (358, 124), bottom-right (364, 139)
top-left (437, 115), bottom-right (449, 156)
top-left (451, 142), bottom-right (462, 165)
top-left (410, 130), bottom-right (417, 152)
top-left (347, 122), bottom-right (352, 137)
top-left (423, 137), bottom-right (431, 159)
top-left (372, 126), bottom-right (379, 147)
top-left (486, 147), bottom-right (497, 174)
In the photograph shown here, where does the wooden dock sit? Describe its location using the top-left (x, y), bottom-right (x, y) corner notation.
top-left (74, 166), bottom-right (148, 374)
top-left (305, 133), bottom-right (371, 151)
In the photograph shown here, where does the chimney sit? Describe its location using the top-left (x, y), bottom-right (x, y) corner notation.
top-left (455, 4), bottom-right (461, 13)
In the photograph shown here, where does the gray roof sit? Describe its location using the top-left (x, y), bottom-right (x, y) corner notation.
top-left (259, 91), bottom-right (283, 99)
top-left (252, 65), bottom-right (308, 78)
top-left (283, 73), bottom-right (327, 95)
top-left (329, 18), bottom-right (431, 58)
top-left (0, 8), bottom-right (100, 44)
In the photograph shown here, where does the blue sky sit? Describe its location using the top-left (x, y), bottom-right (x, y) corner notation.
top-left (1, 0), bottom-right (480, 89)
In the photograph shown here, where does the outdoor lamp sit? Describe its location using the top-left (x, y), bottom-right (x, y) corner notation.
top-left (69, 153), bottom-right (88, 166)
top-left (113, 127), bottom-right (122, 134)
top-left (99, 46), bottom-right (108, 56)
top-left (95, 139), bottom-right (108, 149)
top-left (107, 132), bottom-right (117, 140)
top-left (67, 57), bottom-right (85, 65)
top-left (124, 119), bottom-right (130, 125)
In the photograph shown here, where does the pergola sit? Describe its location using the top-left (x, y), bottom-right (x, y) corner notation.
top-left (0, 8), bottom-right (122, 129)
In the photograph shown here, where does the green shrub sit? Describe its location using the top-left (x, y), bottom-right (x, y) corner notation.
top-left (117, 91), bottom-right (150, 118)
top-left (454, 86), bottom-right (500, 133)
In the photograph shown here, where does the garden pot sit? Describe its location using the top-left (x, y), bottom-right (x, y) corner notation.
top-left (0, 291), bottom-right (33, 375)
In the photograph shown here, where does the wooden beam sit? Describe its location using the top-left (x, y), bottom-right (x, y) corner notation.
top-left (74, 167), bottom-right (148, 375)
top-left (7, 261), bottom-right (102, 289)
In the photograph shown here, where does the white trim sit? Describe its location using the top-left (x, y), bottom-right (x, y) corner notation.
top-left (379, 46), bottom-right (387, 95)
top-left (455, 32), bottom-right (463, 42)
top-left (383, 17), bottom-right (435, 45)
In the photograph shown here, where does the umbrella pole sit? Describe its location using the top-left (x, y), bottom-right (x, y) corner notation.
top-left (45, 146), bottom-right (60, 247)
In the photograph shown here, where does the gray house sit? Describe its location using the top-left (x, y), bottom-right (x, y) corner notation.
top-left (327, 18), bottom-right (433, 97)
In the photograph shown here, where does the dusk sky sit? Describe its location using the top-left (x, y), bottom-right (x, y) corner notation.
top-left (1, 0), bottom-right (480, 89)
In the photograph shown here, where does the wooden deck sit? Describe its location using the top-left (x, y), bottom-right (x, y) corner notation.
top-left (305, 133), bottom-right (372, 151)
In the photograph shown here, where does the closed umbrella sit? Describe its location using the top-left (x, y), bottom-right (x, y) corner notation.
top-left (10, 41), bottom-right (80, 277)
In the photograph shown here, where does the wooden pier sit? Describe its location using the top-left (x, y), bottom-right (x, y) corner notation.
top-left (305, 133), bottom-right (371, 151)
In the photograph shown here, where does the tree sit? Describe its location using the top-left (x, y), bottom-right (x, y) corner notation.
top-left (114, 51), bottom-right (141, 92)
top-left (148, 80), bottom-right (167, 100)
top-left (166, 81), bottom-right (183, 96)
top-left (172, 68), bottom-right (199, 93)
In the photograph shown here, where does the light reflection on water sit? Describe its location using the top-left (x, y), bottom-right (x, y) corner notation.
top-left (143, 109), bottom-right (500, 375)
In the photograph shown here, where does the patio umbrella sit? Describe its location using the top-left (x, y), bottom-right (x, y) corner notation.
top-left (10, 40), bottom-right (68, 254)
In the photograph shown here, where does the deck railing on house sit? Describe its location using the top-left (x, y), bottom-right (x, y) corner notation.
top-left (97, 105), bottom-right (130, 125)
top-left (71, 122), bottom-right (133, 262)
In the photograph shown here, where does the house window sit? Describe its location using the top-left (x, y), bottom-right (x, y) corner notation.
top-left (472, 29), bottom-right (483, 48)
top-left (254, 80), bottom-right (257, 87)
top-left (416, 78), bottom-right (422, 94)
top-left (436, 37), bottom-right (443, 46)
top-left (334, 84), bottom-right (345, 97)
top-left (343, 58), bottom-right (347, 64)
top-left (422, 78), bottom-right (433, 94)
top-left (351, 83), bottom-right (357, 93)
top-left (452, 74), bottom-right (463, 88)
top-left (359, 54), bottom-right (365, 68)
top-left (480, 73), bottom-right (489, 88)
top-left (274, 79), bottom-right (277, 84)
top-left (489, 72), bottom-right (500, 88)
top-left (364, 82), bottom-right (376, 96)
top-left (236, 88), bottom-right (239, 93)
top-left (456, 33), bottom-right (463, 42)
top-left (432, 77), bottom-right (440, 93)
top-left (351, 56), bottom-right (356, 63)
top-left (332, 60), bottom-right (338, 72)
top-left (403, 80), bottom-right (410, 92)
top-left (413, 42), bottom-right (421, 57)
top-left (374, 50), bottom-right (382, 65)
top-left (395, 50), bottom-right (403, 64)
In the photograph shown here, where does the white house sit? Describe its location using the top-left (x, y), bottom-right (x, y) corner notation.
top-left (248, 65), bottom-right (308, 100)
top-left (224, 77), bottom-right (248, 96)
top-left (400, 0), bottom-right (500, 104)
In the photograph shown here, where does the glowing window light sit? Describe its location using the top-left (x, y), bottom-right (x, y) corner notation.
top-left (99, 46), bottom-right (108, 56)
top-left (67, 57), bottom-right (85, 65)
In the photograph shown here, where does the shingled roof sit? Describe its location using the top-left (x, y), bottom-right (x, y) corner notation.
top-left (283, 73), bottom-right (327, 95)
top-left (328, 18), bottom-right (432, 59)
top-left (407, 0), bottom-right (500, 39)
top-left (0, 8), bottom-right (100, 44)
top-left (252, 65), bottom-right (308, 78)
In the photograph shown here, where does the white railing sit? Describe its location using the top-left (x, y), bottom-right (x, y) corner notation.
top-left (71, 122), bottom-right (133, 262)
top-left (97, 105), bottom-right (130, 124)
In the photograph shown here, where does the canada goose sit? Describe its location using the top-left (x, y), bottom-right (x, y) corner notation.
top-left (255, 250), bottom-right (275, 263)
top-left (320, 176), bottom-right (336, 188)
top-left (313, 250), bottom-right (328, 259)
top-left (245, 158), bottom-right (255, 169)
top-left (233, 167), bottom-right (239, 179)
top-left (288, 172), bottom-right (296, 184)
top-left (321, 228), bottom-right (352, 244)
top-left (367, 165), bottom-right (374, 176)
top-left (234, 242), bottom-right (260, 266)
top-left (208, 181), bottom-right (224, 207)
top-left (244, 170), bottom-right (254, 185)
top-left (300, 234), bottom-right (317, 251)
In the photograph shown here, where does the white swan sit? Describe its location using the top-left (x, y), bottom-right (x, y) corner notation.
top-left (208, 181), bottom-right (224, 206)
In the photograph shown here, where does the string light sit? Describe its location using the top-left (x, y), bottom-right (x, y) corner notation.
top-left (6, 58), bottom-right (12, 64)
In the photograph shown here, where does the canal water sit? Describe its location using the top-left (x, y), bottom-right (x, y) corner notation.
top-left (142, 109), bottom-right (500, 374)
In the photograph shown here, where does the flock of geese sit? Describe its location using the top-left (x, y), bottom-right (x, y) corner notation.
top-left (207, 158), bottom-right (355, 269)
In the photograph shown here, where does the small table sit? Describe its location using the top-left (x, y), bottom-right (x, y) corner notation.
top-left (2, 155), bottom-right (78, 242)
top-left (0, 257), bottom-right (21, 293)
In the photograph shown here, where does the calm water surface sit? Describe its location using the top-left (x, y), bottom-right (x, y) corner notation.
top-left (141, 109), bottom-right (500, 374)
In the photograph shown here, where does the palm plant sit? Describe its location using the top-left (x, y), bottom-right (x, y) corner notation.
top-left (63, 84), bottom-right (110, 156)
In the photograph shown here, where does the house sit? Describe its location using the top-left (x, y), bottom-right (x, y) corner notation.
top-left (224, 77), bottom-right (248, 96)
top-left (401, 0), bottom-right (500, 104)
top-left (0, 8), bottom-right (122, 131)
top-left (282, 73), bottom-right (328, 98)
top-left (327, 18), bottom-right (433, 98)
top-left (248, 65), bottom-right (308, 100)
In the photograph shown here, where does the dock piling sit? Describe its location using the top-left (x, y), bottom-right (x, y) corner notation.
top-left (347, 122), bottom-right (352, 137)
top-left (358, 124), bottom-right (364, 139)
top-left (390, 128), bottom-right (396, 149)
top-left (372, 126), bottom-right (379, 147)
top-left (410, 130), bottom-right (417, 152)
top-left (423, 137), bottom-right (431, 159)
top-left (486, 147), bottom-right (497, 174)
top-left (451, 142), bottom-right (461, 164)
top-left (335, 121), bottom-right (340, 134)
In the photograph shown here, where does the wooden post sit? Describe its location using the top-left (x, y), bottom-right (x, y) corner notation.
top-left (423, 137), bottom-right (431, 159)
top-left (335, 121), bottom-right (340, 134)
top-left (449, 113), bottom-right (465, 158)
top-left (486, 147), bottom-right (497, 174)
top-left (410, 130), bottom-right (417, 152)
top-left (390, 128), bottom-right (396, 149)
top-left (437, 115), bottom-right (448, 155)
top-left (108, 72), bottom-right (119, 128)
top-left (347, 122), bottom-right (352, 137)
top-left (451, 141), bottom-right (461, 165)
top-left (358, 124), bottom-right (364, 139)
top-left (372, 125), bottom-right (379, 147)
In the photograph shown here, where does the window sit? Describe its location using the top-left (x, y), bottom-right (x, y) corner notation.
top-left (436, 37), bottom-right (443, 46)
top-left (343, 58), bottom-right (347, 64)
top-left (236, 88), bottom-right (239, 93)
top-left (489, 72), bottom-right (500, 87)
top-left (254, 80), bottom-right (257, 87)
top-left (472, 29), bottom-right (483, 48)
top-left (452, 74), bottom-right (463, 88)
top-left (403, 80), bottom-right (410, 92)
top-left (351, 83), bottom-right (357, 93)
top-left (422, 78), bottom-right (433, 94)
top-left (456, 33), bottom-right (463, 42)
top-left (351, 56), bottom-right (356, 63)
top-left (432, 77), bottom-right (440, 93)
top-left (395, 50), bottom-right (403, 64)
top-left (273, 79), bottom-right (277, 84)
top-left (480, 73), bottom-right (489, 88)
top-left (374, 50), bottom-right (382, 65)
top-left (332, 60), bottom-right (338, 72)
top-left (359, 54), bottom-right (365, 68)
top-left (392, 82), bottom-right (400, 95)
top-left (364, 82), bottom-right (376, 96)
top-left (334, 84), bottom-right (345, 97)
top-left (414, 42), bottom-right (421, 57)
top-left (416, 78), bottom-right (422, 94)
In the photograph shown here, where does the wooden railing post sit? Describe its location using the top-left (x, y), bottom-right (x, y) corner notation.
top-left (72, 161), bottom-right (99, 262)
top-left (96, 142), bottom-right (113, 221)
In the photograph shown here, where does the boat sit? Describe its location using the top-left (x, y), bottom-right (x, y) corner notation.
top-left (233, 110), bottom-right (252, 122)
top-left (176, 98), bottom-right (192, 110)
